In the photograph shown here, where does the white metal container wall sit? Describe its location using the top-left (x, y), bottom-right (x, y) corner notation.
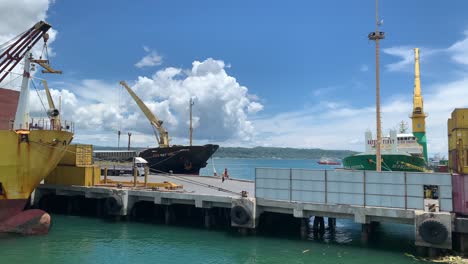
top-left (255, 168), bottom-right (453, 212)
top-left (291, 169), bottom-right (325, 203)
top-left (255, 168), bottom-right (290, 201)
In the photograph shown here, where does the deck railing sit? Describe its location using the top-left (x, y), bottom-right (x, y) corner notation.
top-left (2, 118), bottom-right (75, 133)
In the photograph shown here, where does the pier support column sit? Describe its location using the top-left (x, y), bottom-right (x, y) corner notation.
top-left (313, 216), bottom-right (325, 236)
top-left (455, 233), bottom-right (468, 256)
top-left (328, 217), bottom-right (336, 230)
top-left (238, 227), bottom-right (248, 236)
top-left (204, 209), bottom-right (211, 229)
top-left (427, 247), bottom-right (441, 258)
top-left (361, 224), bottom-right (370, 243)
top-left (67, 198), bottom-right (73, 215)
top-left (361, 221), bottom-right (379, 243)
top-left (300, 218), bottom-right (309, 239)
top-left (415, 246), bottom-right (428, 257)
top-left (96, 199), bottom-right (102, 217)
top-left (165, 206), bottom-right (173, 225)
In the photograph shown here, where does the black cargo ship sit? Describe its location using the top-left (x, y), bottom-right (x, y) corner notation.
top-left (139, 144), bottom-right (219, 174)
top-left (119, 81), bottom-right (219, 175)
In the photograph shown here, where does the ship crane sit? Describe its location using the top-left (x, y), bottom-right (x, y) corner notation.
top-left (410, 48), bottom-right (428, 162)
top-left (119, 81), bottom-right (170, 148)
top-left (41, 80), bottom-right (61, 130)
top-left (0, 20), bottom-right (61, 131)
top-left (0, 21), bottom-right (59, 84)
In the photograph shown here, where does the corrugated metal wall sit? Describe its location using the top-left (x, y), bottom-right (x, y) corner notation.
top-left (255, 168), bottom-right (452, 211)
top-left (0, 88), bottom-right (19, 130)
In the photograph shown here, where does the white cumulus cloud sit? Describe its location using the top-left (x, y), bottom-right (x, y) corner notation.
top-left (29, 58), bottom-right (263, 147)
top-left (134, 46), bottom-right (163, 68)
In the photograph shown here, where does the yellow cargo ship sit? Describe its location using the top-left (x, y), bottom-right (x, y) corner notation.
top-left (0, 21), bottom-right (74, 235)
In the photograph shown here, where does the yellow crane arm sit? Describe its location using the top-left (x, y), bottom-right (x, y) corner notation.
top-left (119, 81), bottom-right (170, 148)
top-left (41, 79), bottom-right (60, 130)
top-left (41, 80), bottom-right (56, 109)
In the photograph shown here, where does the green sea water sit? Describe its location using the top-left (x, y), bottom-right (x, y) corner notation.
top-left (0, 215), bottom-right (421, 264)
top-left (1, 158), bottom-right (426, 263)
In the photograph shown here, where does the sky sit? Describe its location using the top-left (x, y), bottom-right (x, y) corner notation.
top-left (1, 0), bottom-right (468, 156)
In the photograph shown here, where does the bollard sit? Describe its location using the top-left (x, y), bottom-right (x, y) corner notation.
top-left (104, 166), bottom-right (108, 184)
top-left (144, 166), bottom-right (149, 187)
top-left (133, 166), bottom-right (138, 187)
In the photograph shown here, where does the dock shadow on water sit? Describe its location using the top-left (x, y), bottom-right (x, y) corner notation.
top-left (0, 209), bottom-right (428, 264)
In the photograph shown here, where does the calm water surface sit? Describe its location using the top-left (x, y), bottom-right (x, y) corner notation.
top-left (1, 158), bottom-right (424, 263)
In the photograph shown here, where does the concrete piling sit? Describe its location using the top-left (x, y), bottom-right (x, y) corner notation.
top-left (313, 216), bottom-right (325, 235)
top-left (300, 217), bottom-right (309, 239)
top-left (165, 206), bottom-right (172, 225)
top-left (328, 217), bottom-right (336, 230)
top-left (204, 209), bottom-right (211, 229)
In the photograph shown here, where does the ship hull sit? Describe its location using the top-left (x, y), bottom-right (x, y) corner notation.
top-left (343, 153), bottom-right (427, 172)
top-left (0, 129), bottom-right (73, 234)
top-left (317, 161), bottom-right (341, 165)
top-left (139, 144), bottom-right (219, 174)
top-left (0, 199), bottom-right (50, 235)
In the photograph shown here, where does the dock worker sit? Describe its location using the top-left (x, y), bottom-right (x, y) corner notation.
top-left (223, 168), bottom-right (229, 180)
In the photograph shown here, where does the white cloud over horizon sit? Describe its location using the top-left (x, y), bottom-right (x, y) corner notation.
top-left (2, 2), bottom-right (468, 159)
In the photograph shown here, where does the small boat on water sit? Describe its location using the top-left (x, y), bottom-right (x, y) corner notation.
top-left (317, 157), bottom-right (341, 165)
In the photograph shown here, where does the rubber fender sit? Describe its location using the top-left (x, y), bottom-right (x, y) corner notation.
top-left (418, 219), bottom-right (449, 245)
top-left (230, 205), bottom-right (251, 225)
top-left (104, 195), bottom-right (123, 214)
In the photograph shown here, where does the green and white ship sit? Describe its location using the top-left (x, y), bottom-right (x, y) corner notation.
top-left (343, 127), bottom-right (427, 171)
top-left (343, 48), bottom-right (428, 172)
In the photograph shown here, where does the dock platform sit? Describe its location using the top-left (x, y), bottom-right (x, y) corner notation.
top-left (32, 169), bottom-right (468, 256)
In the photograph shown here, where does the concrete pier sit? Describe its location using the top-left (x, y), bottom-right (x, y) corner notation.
top-left (31, 169), bottom-right (468, 256)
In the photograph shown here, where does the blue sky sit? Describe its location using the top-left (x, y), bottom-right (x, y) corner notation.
top-left (2, 0), bottom-right (468, 155)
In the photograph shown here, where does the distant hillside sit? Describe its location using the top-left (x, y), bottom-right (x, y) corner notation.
top-left (90, 145), bottom-right (357, 159)
top-left (212, 147), bottom-right (356, 159)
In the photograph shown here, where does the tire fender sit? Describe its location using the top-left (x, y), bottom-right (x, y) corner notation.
top-left (418, 219), bottom-right (449, 245)
top-left (231, 205), bottom-right (251, 225)
top-left (104, 194), bottom-right (123, 214)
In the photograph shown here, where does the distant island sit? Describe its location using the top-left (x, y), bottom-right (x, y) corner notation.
top-left (212, 147), bottom-right (356, 159)
top-left (92, 145), bottom-right (357, 160)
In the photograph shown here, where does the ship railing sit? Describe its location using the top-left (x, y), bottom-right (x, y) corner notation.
top-left (29, 118), bottom-right (75, 133)
top-left (2, 119), bottom-right (74, 132)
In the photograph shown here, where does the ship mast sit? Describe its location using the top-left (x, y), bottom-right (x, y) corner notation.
top-left (368, 0), bottom-right (385, 171)
top-left (411, 48), bottom-right (428, 161)
top-left (189, 98), bottom-right (194, 146)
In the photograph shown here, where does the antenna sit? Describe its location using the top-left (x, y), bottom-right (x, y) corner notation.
top-left (368, 0), bottom-right (385, 172)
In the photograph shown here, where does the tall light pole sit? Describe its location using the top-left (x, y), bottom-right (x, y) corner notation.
top-left (128, 132), bottom-right (132, 151)
top-left (117, 130), bottom-right (121, 150)
top-left (368, 0), bottom-right (385, 171)
top-left (189, 98), bottom-right (194, 146)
